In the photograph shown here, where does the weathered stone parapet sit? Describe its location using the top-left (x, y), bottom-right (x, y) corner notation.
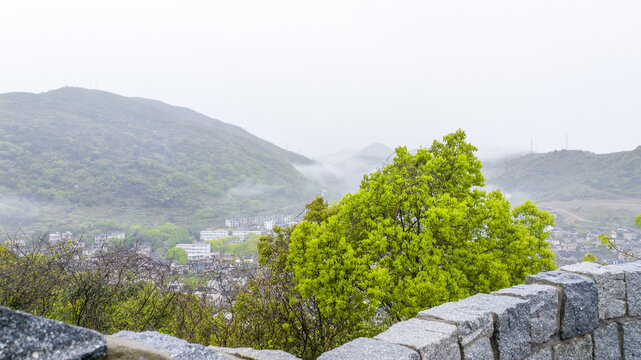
top-left (3, 260), bottom-right (641, 359)
top-left (317, 260), bottom-right (641, 360)
top-left (525, 270), bottom-right (598, 339)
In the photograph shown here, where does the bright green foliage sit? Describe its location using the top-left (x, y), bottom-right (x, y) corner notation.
top-left (165, 247), bottom-right (188, 265)
top-left (232, 219), bottom-right (382, 360)
top-left (289, 130), bottom-right (557, 323)
top-left (207, 236), bottom-right (259, 257)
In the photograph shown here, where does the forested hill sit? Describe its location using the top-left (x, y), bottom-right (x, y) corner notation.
top-left (0, 87), bottom-right (317, 212)
top-left (485, 147), bottom-right (641, 201)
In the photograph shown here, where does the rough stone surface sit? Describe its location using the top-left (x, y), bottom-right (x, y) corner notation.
top-left (461, 337), bottom-right (493, 360)
top-left (592, 323), bottom-right (621, 360)
top-left (113, 331), bottom-right (228, 360)
top-left (0, 306), bottom-right (107, 360)
top-left (615, 262), bottom-right (641, 316)
top-left (493, 283), bottom-right (559, 343)
top-left (209, 346), bottom-right (300, 360)
top-left (458, 293), bottom-right (531, 360)
top-left (553, 334), bottom-right (593, 360)
top-left (374, 318), bottom-right (460, 360)
top-left (418, 299), bottom-right (494, 346)
top-left (106, 335), bottom-right (173, 360)
top-left (316, 337), bottom-right (419, 360)
top-left (623, 320), bottom-right (641, 359)
top-left (527, 347), bottom-right (551, 360)
top-left (561, 262), bottom-right (626, 319)
top-left (526, 270), bottom-right (598, 339)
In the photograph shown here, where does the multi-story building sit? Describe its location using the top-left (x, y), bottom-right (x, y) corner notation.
top-left (176, 242), bottom-right (212, 260)
top-left (200, 229), bottom-right (229, 241)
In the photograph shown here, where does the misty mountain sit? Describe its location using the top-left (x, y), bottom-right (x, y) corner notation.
top-left (298, 143), bottom-right (394, 199)
top-left (485, 148), bottom-right (641, 201)
top-left (0, 87), bottom-right (318, 225)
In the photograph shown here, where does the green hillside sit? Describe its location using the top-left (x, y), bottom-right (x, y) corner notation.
top-left (0, 87), bottom-right (318, 228)
top-left (486, 148), bottom-right (641, 201)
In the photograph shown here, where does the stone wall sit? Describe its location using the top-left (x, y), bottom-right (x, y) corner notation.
top-left (2, 260), bottom-right (640, 359)
top-left (318, 261), bottom-right (641, 360)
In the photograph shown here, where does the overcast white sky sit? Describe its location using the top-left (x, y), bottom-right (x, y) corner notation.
top-left (1, 1), bottom-right (640, 159)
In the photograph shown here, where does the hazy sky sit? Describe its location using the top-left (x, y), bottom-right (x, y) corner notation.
top-left (1, 1), bottom-right (640, 159)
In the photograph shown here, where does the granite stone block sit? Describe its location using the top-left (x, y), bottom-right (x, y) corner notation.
top-left (553, 334), bottom-right (593, 360)
top-left (462, 338), bottom-right (493, 360)
top-left (0, 306), bottom-right (106, 360)
top-left (209, 346), bottom-right (300, 360)
top-left (615, 262), bottom-right (641, 316)
top-left (493, 283), bottom-right (559, 343)
top-left (527, 347), bottom-right (551, 360)
top-left (418, 300), bottom-right (494, 346)
top-left (374, 318), bottom-right (460, 360)
top-left (561, 262), bottom-right (626, 319)
top-left (106, 335), bottom-right (173, 360)
top-left (458, 293), bottom-right (531, 360)
top-left (623, 320), bottom-right (641, 359)
top-left (317, 338), bottom-right (419, 360)
top-left (592, 323), bottom-right (621, 360)
top-left (526, 270), bottom-right (598, 339)
top-left (114, 330), bottom-right (229, 360)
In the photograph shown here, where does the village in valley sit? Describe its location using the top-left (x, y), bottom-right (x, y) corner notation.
top-left (35, 214), bottom-right (300, 305)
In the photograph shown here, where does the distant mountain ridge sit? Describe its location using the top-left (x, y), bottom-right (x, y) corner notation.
top-left (485, 147), bottom-right (641, 201)
top-left (0, 87), bottom-right (317, 225)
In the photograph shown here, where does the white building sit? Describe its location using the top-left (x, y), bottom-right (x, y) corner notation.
top-left (176, 242), bottom-right (212, 260)
top-left (200, 229), bottom-right (229, 241)
top-left (48, 232), bottom-right (61, 242)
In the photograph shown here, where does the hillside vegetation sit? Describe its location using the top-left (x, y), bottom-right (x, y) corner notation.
top-left (0, 87), bottom-right (318, 228)
top-left (486, 148), bottom-right (641, 201)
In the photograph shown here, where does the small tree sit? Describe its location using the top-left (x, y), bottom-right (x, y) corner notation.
top-left (165, 247), bottom-right (188, 265)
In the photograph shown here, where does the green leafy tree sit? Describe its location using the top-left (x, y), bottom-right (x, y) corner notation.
top-left (230, 131), bottom-right (556, 359)
top-left (288, 130), bottom-right (556, 324)
top-left (165, 247), bottom-right (188, 265)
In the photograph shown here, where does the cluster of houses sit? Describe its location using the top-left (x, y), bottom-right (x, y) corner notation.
top-left (225, 214), bottom-right (296, 231)
top-left (45, 230), bottom-right (128, 256)
top-left (548, 227), bottom-right (641, 265)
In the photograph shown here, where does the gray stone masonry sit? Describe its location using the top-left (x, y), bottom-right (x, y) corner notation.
top-left (527, 347), bottom-right (551, 360)
top-left (623, 320), bottom-right (641, 359)
top-left (418, 298), bottom-right (494, 359)
top-left (561, 262), bottom-right (626, 319)
top-left (461, 338), bottom-right (494, 360)
top-left (209, 346), bottom-right (301, 360)
top-left (0, 306), bottom-right (106, 360)
top-left (316, 338), bottom-right (420, 360)
top-left (592, 323), bottom-right (621, 360)
top-left (526, 270), bottom-right (599, 339)
top-left (113, 331), bottom-right (229, 360)
top-left (458, 293), bottom-right (531, 360)
top-left (553, 334), bottom-right (593, 360)
top-left (374, 318), bottom-right (460, 360)
top-left (493, 284), bottom-right (559, 344)
top-left (4, 260), bottom-right (641, 360)
top-left (615, 262), bottom-right (641, 316)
